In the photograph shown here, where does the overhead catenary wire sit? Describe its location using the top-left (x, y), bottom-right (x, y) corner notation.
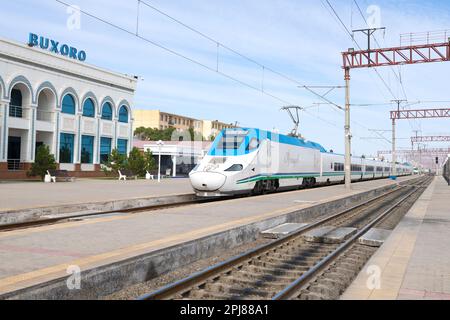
top-left (137, 0), bottom-right (392, 147)
top-left (53, 0), bottom-right (355, 136)
top-left (320, 0), bottom-right (403, 146)
top-left (54, 0), bottom-right (391, 149)
top-left (352, 0), bottom-right (409, 101)
top-left (322, 0), bottom-right (397, 101)
top-left (352, 0), bottom-right (427, 134)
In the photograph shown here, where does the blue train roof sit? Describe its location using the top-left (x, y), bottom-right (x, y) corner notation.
top-left (208, 128), bottom-right (327, 156)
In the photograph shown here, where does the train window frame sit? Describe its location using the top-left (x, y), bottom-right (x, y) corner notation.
top-left (217, 134), bottom-right (246, 150)
top-left (225, 164), bottom-right (244, 172)
top-left (246, 138), bottom-right (260, 152)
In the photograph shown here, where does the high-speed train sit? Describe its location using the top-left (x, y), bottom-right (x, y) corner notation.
top-left (189, 128), bottom-right (413, 197)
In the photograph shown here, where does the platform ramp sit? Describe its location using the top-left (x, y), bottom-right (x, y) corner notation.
top-left (303, 226), bottom-right (357, 244)
top-left (261, 223), bottom-right (309, 239)
top-left (358, 228), bottom-right (391, 247)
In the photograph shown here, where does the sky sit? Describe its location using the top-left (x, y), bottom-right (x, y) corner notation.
top-left (1, 0), bottom-right (450, 160)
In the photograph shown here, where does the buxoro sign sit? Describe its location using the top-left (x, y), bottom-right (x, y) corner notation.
top-left (28, 33), bottom-right (87, 62)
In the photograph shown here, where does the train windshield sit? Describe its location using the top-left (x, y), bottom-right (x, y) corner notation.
top-left (217, 131), bottom-right (248, 150)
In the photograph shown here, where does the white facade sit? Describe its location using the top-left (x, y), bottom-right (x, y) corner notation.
top-left (0, 36), bottom-right (137, 173)
top-left (142, 141), bottom-right (211, 177)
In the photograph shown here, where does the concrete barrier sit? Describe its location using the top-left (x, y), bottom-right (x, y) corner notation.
top-left (0, 193), bottom-right (197, 226)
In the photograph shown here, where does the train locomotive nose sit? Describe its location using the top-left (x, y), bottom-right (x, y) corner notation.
top-left (189, 172), bottom-right (227, 191)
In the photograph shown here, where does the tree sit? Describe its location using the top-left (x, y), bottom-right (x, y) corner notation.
top-left (144, 149), bottom-right (157, 173)
top-left (102, 148), bottom-right (127, 175)
top-left (127, 147), bottom-right (147, 176)
top-left (134, 126), bottom-right (147, 140)
top-left (134, 127), bottom-right (178, 141)
top-left (187, 127), bottom-right (204, 141)
top-left (27, 145), bottom-right (57, 179)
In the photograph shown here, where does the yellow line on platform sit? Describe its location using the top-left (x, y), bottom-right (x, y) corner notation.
top-left (0, 191), bottom-right (355, 295)
top-left (0, 184), bottom-right (356, 239)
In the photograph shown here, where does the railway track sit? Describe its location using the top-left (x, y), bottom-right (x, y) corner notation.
top-left (139, 176), bottom-right (432, 300)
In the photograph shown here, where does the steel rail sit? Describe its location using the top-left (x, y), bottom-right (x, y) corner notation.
top-left (139, 178), bottom-right (424, 300)
top-left (272, 177), bottom-right (431, 300)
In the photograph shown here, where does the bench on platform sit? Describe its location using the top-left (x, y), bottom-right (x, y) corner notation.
top-left (118, 169), bottom-right (138, 181)
top-left (47, 170), bottom-right (76, 182)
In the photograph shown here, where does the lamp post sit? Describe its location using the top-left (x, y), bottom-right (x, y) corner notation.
top-left (157, 140), bottom-right (164, 183)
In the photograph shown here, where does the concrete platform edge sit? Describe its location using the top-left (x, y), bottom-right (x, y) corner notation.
top-left (0, 180), bottom-right (409, 300)
top-left (0, 193), bottom-right (197, 226)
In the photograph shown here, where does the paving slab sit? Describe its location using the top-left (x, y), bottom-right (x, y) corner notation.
top-left (359, 228), bottom-right (392, 247)
top-left (303, 226), bottom-right (358, 244)
top-left (0, 175), bottom-right (418, 298)
top-left (261, 223), bottom-right (309, 239)
top-left (0, 178), bottom-right (193, 212)
top-left (342, 176), bottom-right (450, 300)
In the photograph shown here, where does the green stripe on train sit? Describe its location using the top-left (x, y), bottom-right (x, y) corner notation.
top-left (236, 172), bottom-right (379, 184)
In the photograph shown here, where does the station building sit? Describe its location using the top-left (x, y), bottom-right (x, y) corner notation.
top-left (0, 34), bottom-right (137, 179)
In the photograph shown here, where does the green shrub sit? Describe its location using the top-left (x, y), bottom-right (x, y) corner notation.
top-left (27, 145), bottom-right (57, 180)
top-left (126, 147), bottom-right (147, 177)
top-left (102, 149), bottom-right (127, 176)
top-left (144, 149), bottom-right (157, 173)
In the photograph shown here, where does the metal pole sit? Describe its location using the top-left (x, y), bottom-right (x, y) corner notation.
top-left (344, 67), bottom-right (352, 189)
top-left (158, 146), bottom-right (161, 183)
top-left (392, 118), bottom-right (396, 177)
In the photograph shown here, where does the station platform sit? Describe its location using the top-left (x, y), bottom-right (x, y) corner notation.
top-left (0, 176), bottom-right (416, 298)
top-left (0, 178), bottom-right (193, 212)
top-left (342, 176), bottom-right (450, 300)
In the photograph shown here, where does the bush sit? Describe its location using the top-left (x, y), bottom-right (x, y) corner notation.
top-left (144, 149), bottom-right (157, 173)
top-left (102, 148), bottom-right (157, 178)
top-left (102, 149), bottom-right (127, 176)
top-left (27, 145), bottom-right (57, 180)
top-left (127, 147), bottom-right (147, 177)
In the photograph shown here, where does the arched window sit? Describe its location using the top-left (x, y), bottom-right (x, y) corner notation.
top-left (118, 105), bottom-right (128, 123)
top-left (82, 98), bottom-right (95, 117)
top-left (101, 102), bottom-right (113, 120)
top-left (11, 89), bottom-right (23, 107)
top-left (61, 94), bottom-right (76, 115)
top-left (9, 89), bottom-right (23, 118)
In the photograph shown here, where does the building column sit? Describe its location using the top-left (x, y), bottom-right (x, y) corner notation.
top-left (74, 113), bottom-right (82, 171)
top-left (172, 155), bottom-right (177, 177)
top-left (94, 116), bottom-right (100, 165)
top-left (112, 118), bottom-right (117, 150)
top-left (28, 105), bottom-right (37, 162)
top-left (0, 102), bottom-right (8, 166)
top-left (129, 118), bottom-right (134, 155)
top-left (54, 111), bottom-right (60, 162)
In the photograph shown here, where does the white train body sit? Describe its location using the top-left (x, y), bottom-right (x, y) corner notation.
top-left (189, 128), bottom-right (413, 196)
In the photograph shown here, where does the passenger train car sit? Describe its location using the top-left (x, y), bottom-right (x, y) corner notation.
top-left (443, 156), bottom-right (450, 184)
top-left (189, 128), bottom-right (413, 196)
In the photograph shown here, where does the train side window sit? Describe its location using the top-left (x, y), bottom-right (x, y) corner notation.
top-left (334, 163), bottom-right (344, 171)
top-left (247, 138), bottom-right (259, 151)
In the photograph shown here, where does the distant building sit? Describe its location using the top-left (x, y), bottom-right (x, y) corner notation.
top-left (201, 120), bottom-right (234, 141)
top-left (0, 34), bottom-right (137, 179)
top-left (134, 139), bottom-right (212, 177)
top-left (133, 109), bottom-right (235, 140)
top-left (133, 110), bottom-right (202, 133)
